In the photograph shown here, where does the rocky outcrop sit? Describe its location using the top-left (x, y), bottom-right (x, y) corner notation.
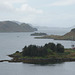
top-left (1, 58), bottom-right (75, 64)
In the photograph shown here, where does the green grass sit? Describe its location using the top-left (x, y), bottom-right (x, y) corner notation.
top-left (10, 48), bottom-right (75, 59)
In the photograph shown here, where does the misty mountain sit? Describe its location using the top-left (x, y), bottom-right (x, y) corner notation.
top-left (12, 21), bottom-right (22, 25)
top-left (0, 21), bottom-right (37, 32)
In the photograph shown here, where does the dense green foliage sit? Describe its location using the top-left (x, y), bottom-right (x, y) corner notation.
top-left (22, 43), bottom-right (64, 57)
top-left (57, 43), bottom-right (64, 53)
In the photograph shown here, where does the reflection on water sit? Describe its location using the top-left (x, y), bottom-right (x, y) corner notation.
top-left (33, 62), bottom-right (65, 66)
top-left (0, 62), bottom-right (75, 75)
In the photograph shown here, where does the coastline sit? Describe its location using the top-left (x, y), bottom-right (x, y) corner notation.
top-left (1, 57), bottom-right (75, 64)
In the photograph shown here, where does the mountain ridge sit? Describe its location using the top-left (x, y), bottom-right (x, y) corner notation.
top-left (0, 21), bottom-right (37, 32)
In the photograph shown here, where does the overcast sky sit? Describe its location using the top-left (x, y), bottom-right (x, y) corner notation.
top-left (0, 0), bottom-right (75, 27)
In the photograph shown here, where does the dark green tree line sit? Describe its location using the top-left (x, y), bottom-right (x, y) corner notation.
top-left (22, 43), bottom-right (64, 57)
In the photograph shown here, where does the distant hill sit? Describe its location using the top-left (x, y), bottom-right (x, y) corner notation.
top-left (55, 28), bottom-right (75, 40)
top-left (0, 21), bottom-right (37, 32)
top-left (35, 28), bottom-right (75, 40)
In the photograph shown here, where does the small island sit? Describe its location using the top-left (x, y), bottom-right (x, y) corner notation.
top-left (8, 43), bottom-right (75, 64)
top-left (31, 32), bottom-right (47, 36)
top-left (35, 28), bottom-right (75, 41)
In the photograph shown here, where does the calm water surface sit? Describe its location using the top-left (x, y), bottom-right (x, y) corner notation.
top-left (0, 62), bottom-right (75, 75)
top-left (0, 29), bottom-right (75, 75)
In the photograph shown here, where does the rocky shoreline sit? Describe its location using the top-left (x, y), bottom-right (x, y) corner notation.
top-left (1, 58), bottom-right (75, 64)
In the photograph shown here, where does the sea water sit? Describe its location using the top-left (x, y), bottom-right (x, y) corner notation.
top-left (0, 29), bottom-right (75, 75)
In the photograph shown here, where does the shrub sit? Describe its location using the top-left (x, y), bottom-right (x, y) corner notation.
top-left (56, 43), bottom-right (64, 53)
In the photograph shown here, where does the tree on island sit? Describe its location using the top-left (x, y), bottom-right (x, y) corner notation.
top-left (22, 43), bottom-right (64, 57)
